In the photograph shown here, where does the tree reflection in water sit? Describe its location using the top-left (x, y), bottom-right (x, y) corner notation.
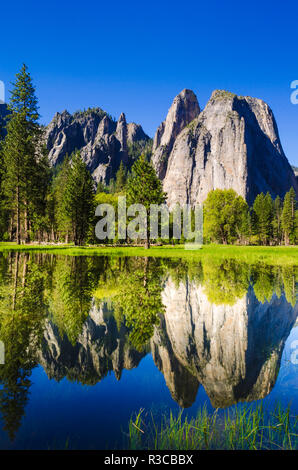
top-left (0, 252), bottom-right (296, 440)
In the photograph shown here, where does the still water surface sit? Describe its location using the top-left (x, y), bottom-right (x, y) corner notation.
top-left (0, 253), bottom-right (297, 449)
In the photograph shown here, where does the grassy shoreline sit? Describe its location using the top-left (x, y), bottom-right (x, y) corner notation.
top-left (128, 403), bottom-right (298, 450)
top-left (0, 242), bottom-right (298, 265)
top-left (0, 242), bottom-right (297, 265)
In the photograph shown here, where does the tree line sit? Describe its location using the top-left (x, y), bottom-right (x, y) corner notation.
top-left (203, 187), bottom-right (298, 246)
top-left (0, 65), bottom-right (297, 247)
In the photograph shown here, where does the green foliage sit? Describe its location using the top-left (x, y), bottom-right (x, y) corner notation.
top-left (126, 155), bottom-right (167, 248)
top-left (0, 250), bottom-right (296, 443)
top-left (252, 264), bottom-right (276, 303)
top-left (127, 139), bottom-right (153, 163)
top-left (62, 151), bottom-right (95, 245)
top-left (96, 180), bottom-right (108, 194)
top-left (281, 266), bottom-right (297, 306)
top-left (202, 259), bottom-right (250, 305)
top-left (110, 258), bottom-right (164, 350)
top-left (115, 161), bottom-right (127, 192)
top-left (48, 256), bottom-right (97, 344)
top-left (281, 187), bottom-right (296, 245)
top-left (72, 107), bottom-right (115, 123)
top-left (49, 155), bottom-right (72, 240)
top-left (273, 195), bottom-right (283, 245)
top-left (252, 192), bottom-right (274, 245)
top-left (1, 64), bottom-right (48, 243)
top-left (212, 90), bottom-right (237, 101)
top-left (126, 155), bottom-right (166, 209)
top-left (128, 402), bottom-right (298, 450)
top-left (203, 189), bottom-right (249, 244)
top-left (0, 253), bottom-right (47, 439)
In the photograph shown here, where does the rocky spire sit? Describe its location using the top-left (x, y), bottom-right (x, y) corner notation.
top-left (116, 112), bottom-right (128, 151)
top-left (152, 89), bottom-right (200, 178)
top-left (45, 107), bottom-right (149, 185)
top-left (157, 89), bottom-right (298, 208)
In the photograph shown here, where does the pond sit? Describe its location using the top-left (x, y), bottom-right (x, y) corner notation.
top-left (0, 252), bottom-right (297, 449)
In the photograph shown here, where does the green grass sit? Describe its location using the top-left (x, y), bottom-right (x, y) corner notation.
top-left (128, 403), bottom-right (298, 450)
top-left (0, 242), bottom-right (298, 265)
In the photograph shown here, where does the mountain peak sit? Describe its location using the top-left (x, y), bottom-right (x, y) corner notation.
top-left (151, 89), bottom-right (200, 178)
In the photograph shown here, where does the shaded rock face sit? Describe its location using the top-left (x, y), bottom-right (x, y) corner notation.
top-left (151, 316), bottom-right (200, 408)
top-left (39, 301), bottom-right (145, 384)
top-left (293, 166), bottom-right (298, 186)
top-left (151, 277), bottom-right (297, 408)
top-left (153, 90), bottom-right (298, 207)
top-left (152, 89), bottom-right (200, 180)
top-left (45, 108), bottom-right (149, 184)
top-left (0, 103), bottom-right (9, 139)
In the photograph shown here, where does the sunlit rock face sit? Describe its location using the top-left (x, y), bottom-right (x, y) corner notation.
top-left (152, 90), bottom-right (298, 207)
top-left (39, 301), bottom-right (145, 384)
top-left (151, 89), bottom-right (201, 180)
top-left (151, 277), bottom-right (298, 408)
top-left (45, 109), bottom-right (149, 184)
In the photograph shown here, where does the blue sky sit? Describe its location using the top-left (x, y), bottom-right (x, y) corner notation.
top-left (1, 0), bottom-right (298, 165)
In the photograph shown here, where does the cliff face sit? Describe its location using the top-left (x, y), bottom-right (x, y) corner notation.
top-left (39, 301), bottom-right (145, 384)
top-left (151, 89), bottom-right (200, 179)
top-left (45, 108), bottom-right (149, 184)
top-left (151, 277), bottom-right (297, 408)
top-left (152, 90), bottom-right (298, 207)
top-left (0, 103), bottom-right (9, 139)
top-left (293, 166), bottom-right (298, 185)
top-left (45, 90), bottom-right (296, 200)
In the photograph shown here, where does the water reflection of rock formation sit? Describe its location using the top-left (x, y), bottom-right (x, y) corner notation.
top-left (151, 277), bottom-right (298, 408)
top-left (39, 277), bottom-right (297, 409)
top-left (39, 301), bottom-right (145, 384)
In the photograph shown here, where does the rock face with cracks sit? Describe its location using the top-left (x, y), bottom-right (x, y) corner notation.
top-left (152, 89), bottom-right (298, 207)
top-left (44, 88), bottom-right (297, 201)
top-left (151, 277), bottom-right (297, 408)
top-left (45, 108), bottom-right (149, 184)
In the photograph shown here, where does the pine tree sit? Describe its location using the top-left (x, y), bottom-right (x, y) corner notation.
top-left (2, 64), bottom-right (44, 243)
top-left (96, 180), bottom-right (107, 194)
top-left (281, 187), bottom-right (296, 245)
top-left (273, 195), bottom-right (283, 245)
top-left (0, 123), bottom-right (9, 239)
top-left (62, 152), bottom-right (95, 245)
top-left (108, 178), bottom-right (116, 194)
top-left (126, 155), bottom-right (167, 248)
top-left (252, 192), bottom-right (274, 245)
top-left (51, 155), bottom-right (71, 241)
top-left (115, 161), bottom-right (127, 192)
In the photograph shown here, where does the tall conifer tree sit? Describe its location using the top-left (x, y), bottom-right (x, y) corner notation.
top-left (281, 187), bottom-right (296, 245)
top-left (126, 155), bottom-right (167, 248)
top-left (2, 64), bottom-right (44, 243)
top-left (62, 151), bottom-right (95, 245)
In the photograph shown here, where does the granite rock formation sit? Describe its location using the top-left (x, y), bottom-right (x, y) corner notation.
top-left (152, 90), bottom-right (298, 207)
top-left (39, 300), bottom-right (145, 384)
top-left (151, 89), bottom-right (200, 180)
top-left (151, 276), bottom-right (297, 408)
top-left (45, 108), bottom-right (149, 184)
